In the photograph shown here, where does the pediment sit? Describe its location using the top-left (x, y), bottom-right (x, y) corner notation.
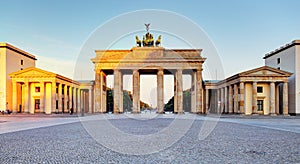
top-left (9, 67), bottom-right (55, 77)
top-left (239, 66), bottom-right (292, 77)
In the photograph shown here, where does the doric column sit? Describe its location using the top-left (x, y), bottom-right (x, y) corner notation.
top-left (64, 85), bottom-right (68, 113)
top-left (113, 70), bottom-right (119, 113)
top-left (119, 71), bottom-right (123, 113)
top-left (239, 82), bottom-right (245, 114)
top-left (174, 71), bottom-right (178, 113)
top-left (214, 89), bottom-right (218, 113)
top-left (51, 81), bottom-right (56, 113)
top-left (89, 87), bottom-right (93, 113)
top-left (45, 82), bottom-right (52, 114)
top-left (205, 88), bottom-right (209, 114)
top-left (221, 87), bottom-right (224, 114)
top-left (196, 69), bottom-right (202, 113)
top-left (191, 71), bottom-right (196, 113)
top-left (29, 83), bottom-right (34, 114)
top-left (69, 86), bottom-right (73, 111)
top-left (21, 84), bottom-right (25, 112)
top-left (81, 90), bottom-right (84, 114)
top-left (114, 69), bottom-right (122, 113)
top-left (283, 82), bottom-right (289, 115)
top-left (94, 70), bottom-right (101, 113)
top-left (100, 71), bottom-right (107, 113)
top-left (40, 82), bottom-right (44, 112)
top-left (228, 85), bottom-right (233, 114)
top-left (177, 69), bottom-right (183, 114)
top-left (217, 89), bottom-right (220, 114)
top-left (157, 69), bottom-right (164, 113)
top-left (132, 69), bottom-right (140, 113)
top-left (12, 80), bottom-right (17, 113)
top-left (77, 88), bottom-right (81, 114)
top-left (58, 83), bottom-right (62, 113)
top-left (73, 88), bottom-right (77, 113)
top-left (233, 84), bottom-right (238, 113)
top-left (24, 80), bottom-right (29, 113)
top-left (270, 82), bottom-right (276, 115)
top-left (275, 84), bottom-right (279, 114)
top-left (252, 82), bottom-right (257, 114)
top-left (224, 86), bottom-right (228, 113)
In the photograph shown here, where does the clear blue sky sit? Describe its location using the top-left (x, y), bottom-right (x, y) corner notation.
top-left (1, 0), bottom-right (300, 106)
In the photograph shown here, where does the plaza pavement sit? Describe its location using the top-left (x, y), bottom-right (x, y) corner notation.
top-left (1, 113), bottom-right (299, 134)
top-left (0, 113), bottom-right (299, 163)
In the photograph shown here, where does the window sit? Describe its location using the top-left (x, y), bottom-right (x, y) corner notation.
top-left (257, 86), bottom-right (263, 93)
top-left (21, 68), bottom-right (23, 70)
top-left (257, 100), bottom-right (263, 111)
top-left (277, 58), bottom-right (280, 64)
top-left (21, 60), bottom-right (23, 65)
top-left (277, 67), bottom-right (280, 70)
top-left (35, 87), bottom-right (40, 92)
top-left (35, 99), bottom-right (40, 109)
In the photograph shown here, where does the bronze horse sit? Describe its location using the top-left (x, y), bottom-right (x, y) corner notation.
top-left (155, 35), bottom-right (161, 46)
top-left (136, 36), bottom-right (141, 47)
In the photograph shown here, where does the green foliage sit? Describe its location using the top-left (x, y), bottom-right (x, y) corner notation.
top-left (106, 89), bottom-right (114, 112)
top-left (123, 90), bottom-right (133, 112)
top-left (106, 88), bottom-right (150, 113)
top-left (164, 89), bottom-right (191, 112)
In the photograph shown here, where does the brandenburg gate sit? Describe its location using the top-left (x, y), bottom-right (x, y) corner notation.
top-left (92, 26), bottom-right (206, 114)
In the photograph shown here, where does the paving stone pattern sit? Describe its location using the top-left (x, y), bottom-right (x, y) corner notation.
top-left (0, 118), bottom-right (299, 163)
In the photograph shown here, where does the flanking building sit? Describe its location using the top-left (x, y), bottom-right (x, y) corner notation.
top-left (9, 67), bottom-right (82, 114)
top-left (205, 66), bottom-right (291, 115)
top-left (1, 42), bottom-right (91, 114)
top-left (0, 43), bottom-right (36, 111)
top-left (264, 40), bottom-right (300, 115)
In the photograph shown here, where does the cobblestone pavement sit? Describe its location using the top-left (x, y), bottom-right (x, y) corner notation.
top-left (0, 114), bottom-right (299, 163)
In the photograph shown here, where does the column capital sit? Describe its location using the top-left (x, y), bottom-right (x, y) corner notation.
top-left (95, 69), bottom-right (102, 74)
top-left (177, 69), bottom-right (183, 72)
top-left (196, 68), bottom-right (203, 72)
top-left (157, 69), bottom-right (164, 74)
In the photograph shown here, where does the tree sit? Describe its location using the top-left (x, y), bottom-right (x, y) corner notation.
top-left (106, 88), bottom-right (150, 113)
top-left (164, 89), bottom-right (191, 112)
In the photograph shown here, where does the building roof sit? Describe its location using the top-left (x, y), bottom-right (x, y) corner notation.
top-left (225, 66), bottom-right (291, 83)
top-left (205, 66), bottom-right (292, 88)
top-left (263, 40), bottom-right (300, 59)
top-left (9, 67), bottom-right (79, 85)
top-left (0, 43), bottom-right (37, 60)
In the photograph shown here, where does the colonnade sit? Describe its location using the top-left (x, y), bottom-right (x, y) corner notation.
top-left (11, 80), bottom-right (90, 114)
top-left (94, 68), bottom-right (204, 114)
top-left (206, 81), bottom-right (289, 115)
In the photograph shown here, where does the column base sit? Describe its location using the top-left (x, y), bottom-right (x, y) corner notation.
top-left (156, 111), bottom-right (165, 114)
top-left (270, 113), bottom-right (277, 116)
top-left (191, 112), bottom-right (202, 114)
top-left (113, 112), bottom-right (123, 114)
top-left (132, 111), bottom-right (141, 114)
